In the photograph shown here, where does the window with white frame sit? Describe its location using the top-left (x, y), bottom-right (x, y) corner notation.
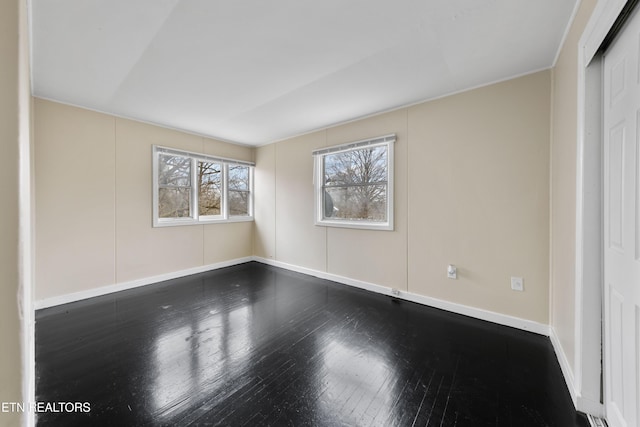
top-left (313, 134), bottom-right (395, 230)
top-left (153, 146), bottom-right (254, 226)
top-left (228, 165), bottom-right (251, 217)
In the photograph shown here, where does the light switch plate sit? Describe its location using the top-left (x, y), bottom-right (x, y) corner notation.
top-left (447, 264), bottom-right (457, 279)
top-left (511, 277), bottom-right (524, 291)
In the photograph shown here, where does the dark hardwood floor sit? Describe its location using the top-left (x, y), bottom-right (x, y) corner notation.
top-left (36, 262), bottom-right (589, 426)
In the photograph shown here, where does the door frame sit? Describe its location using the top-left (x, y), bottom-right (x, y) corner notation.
top-left (575, 0), bottom-right (633, 417)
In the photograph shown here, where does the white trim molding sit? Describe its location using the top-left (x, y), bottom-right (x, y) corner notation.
top-left (552, 0), bottom-right (586, 67)
top-left (550, 325), bottom-right (604, 416)
top-left (257, 255), bottom-right (587, 408)
top-left (152, 145), bottom-right (255, 228)
top-left (253, 256), bottom-right (550, 336)
top-left (313, 135), bottom-right (395, 231)
top-left (36, 254), bottom-right (580, 409)
top-left (571, 0), bottom-right (629, 419)
top-left (550, 327), bottom-right (578, 407)
top-left (19, 0), bottom-right (34, 424)
top-left (35, 254), bottom-right (551, 337)
top-left (34, 257), bottom-right (253, 310)
top-left (582, 0), bottom-right (630, 63)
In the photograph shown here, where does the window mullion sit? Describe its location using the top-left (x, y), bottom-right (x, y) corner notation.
top-left (153, 148), bottom-right (159, 226)
top-left (158, 184), bottom-right (191, 189)
top-left (222, 163), bottom-right (229, 220)
top-left (191, 157), bottom-right (198, 220)
top-left (324, 181), bottom-right (388, 189)
top-left (249, 166), bottom-right (254, 217)
top-left (316, 155), bottom-right (324, 224)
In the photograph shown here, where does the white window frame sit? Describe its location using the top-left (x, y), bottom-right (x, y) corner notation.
top-left (152, 145), bottom-right (254, 227)
top-left (313, 134), bottom-right (395, 231)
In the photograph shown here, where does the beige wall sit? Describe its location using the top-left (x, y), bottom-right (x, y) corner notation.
top-left (550, 0), bottom-right (597, 372)
top-left (253, 144), bottom-right (276, 259)
top-left (35, 101), bottom-right (117, 297)
top-left (408, 72), bottom-right (551, 323)
top-left (0, 0), bottom-right (24, 424)
top-left (255, 71), bottom-right (551, 323)
top-left (327, 110), bottom-right (410, 288)
top-left (275, 132), bottom-right (328, 271)
top-left (34, 99), bottom-right (253, 301)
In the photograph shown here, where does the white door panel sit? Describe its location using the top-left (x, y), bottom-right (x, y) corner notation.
top-left (603, 5), bottom-right (640, 427)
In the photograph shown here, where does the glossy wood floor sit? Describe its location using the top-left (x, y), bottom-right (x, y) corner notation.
top-left (36, 262), bottom-right (589, 426)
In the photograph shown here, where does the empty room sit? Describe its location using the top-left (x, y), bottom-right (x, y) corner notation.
top-left (2, 0), bottom-right (640, 426)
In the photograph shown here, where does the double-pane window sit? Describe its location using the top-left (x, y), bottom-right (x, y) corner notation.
top-left (158, 154), bottom-right (192, 219)
top-left (153, 146), bottom-right (253, 226)
top-left (314, 135), bottom-right (394, 230)
top-left (198, 161), bottom-right (222, 217)
top-left (228, 165), bottom-right (251, 217)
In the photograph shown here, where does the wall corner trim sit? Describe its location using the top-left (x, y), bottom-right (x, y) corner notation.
top-left (252, 256), bottom-right (550, 336)
top-left (549, 326), bottom-right (605, 417)
top-left (34, 257), bottom-right (254, 310)
top-left (549, 326), bottom-right (578, 407)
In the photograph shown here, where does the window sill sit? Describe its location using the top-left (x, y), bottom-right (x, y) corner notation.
top-left (153, 216), bottom-right (254, 227)
top-left (315, 219), bottom-right (393, 231)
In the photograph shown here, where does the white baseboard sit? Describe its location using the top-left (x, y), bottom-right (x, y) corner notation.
top-left (35, 255), bottom-right (585, 415)
top-left (34, 257), bottom-right (253, 310)
top-left (257, 257), bottom-right (596, 411)
top-left (253, 256), bottom-right (550, 336)
top-left (549, 326), bottom-right (578, 407)
top-left (549, 328), bottom-right (605, 417)
top-left (35, 255), bottom-right (551, 336)
top-left (578, 396), bottom-right (605, 419)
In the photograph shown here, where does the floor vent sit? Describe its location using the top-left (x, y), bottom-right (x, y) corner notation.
top-left (587, 414), bottom-right (608, 427)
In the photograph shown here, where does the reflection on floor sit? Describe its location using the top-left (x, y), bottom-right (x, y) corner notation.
top-left (36, 262), bottom-right (590, 426)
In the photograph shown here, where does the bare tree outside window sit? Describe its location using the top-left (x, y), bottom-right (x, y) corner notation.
top-left (198, 161), bottom-right (222, 216)
top-left (153, 146), bottom-right (254, 226)
top-left (228, 165), bottom-right (250, 216)
top-left (323, 145), bottom-right (388, 222)
top-left (158, 154), bottom-right (191, 218)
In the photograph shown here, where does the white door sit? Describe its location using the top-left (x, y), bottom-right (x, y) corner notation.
top-left (603, 6), bottom-right (640, 427)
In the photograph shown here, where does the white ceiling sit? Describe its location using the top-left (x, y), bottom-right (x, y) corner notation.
top-left (31, 0), bottom-right (578, 146)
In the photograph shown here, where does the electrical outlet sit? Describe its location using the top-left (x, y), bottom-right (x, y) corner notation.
top-left (511, 277), bottom-right (524, 291)
top-left (447, 264), bottom-right (457, 279)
